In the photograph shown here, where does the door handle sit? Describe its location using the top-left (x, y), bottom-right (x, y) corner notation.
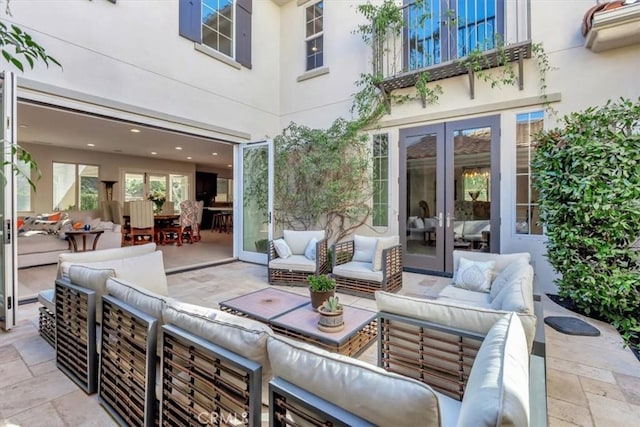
top-left (446, 213), bottom-right (455, 228)
top-left (436, 212), bottom-right (443, 228)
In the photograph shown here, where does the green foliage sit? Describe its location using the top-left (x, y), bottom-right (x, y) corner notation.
top-left (415, 72), bottom-right (443, 108)
top-left (355, 0), bottom-right (404, 45)
top-left (460, 35), bottom-right (517, 89)
top-left (0, 21), bottom-right (60, 72)
top-left (274, 119), bottom-right (372, 243)
top-left (1, 19), bottom-right (60, 189)
top-left (531, 98), bottom-right (640, 346)
top-left (307, 274), bottom-right (336, 292)
top-left (320, 295), bottom-right (342, 313)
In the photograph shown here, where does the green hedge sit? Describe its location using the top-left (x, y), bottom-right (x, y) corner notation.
top-left (531, 98), bottom-right (640, 345)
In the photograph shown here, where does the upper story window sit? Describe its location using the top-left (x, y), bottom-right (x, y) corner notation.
top-left (515, 111), bottom-right (543, 235)
top-left (305, 1), bottom-right (323, 71)
top-left (202, 0), bottom-right (234, 57)
top-left (406, 0), bottom-right (502, 70)
top-left (179, 0), bottom-right (252, 68)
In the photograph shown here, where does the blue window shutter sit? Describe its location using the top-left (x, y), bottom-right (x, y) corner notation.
top-left (236, 0), bottom-right (252, 69)
top-left (179, 0), bottom-right (202, 43)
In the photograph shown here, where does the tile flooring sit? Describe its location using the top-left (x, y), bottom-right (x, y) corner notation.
top-left (2, 262), bottom-right (639, 426)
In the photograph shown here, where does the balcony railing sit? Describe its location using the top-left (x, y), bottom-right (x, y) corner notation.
top-left (374, 0), bottom-right (532, 94)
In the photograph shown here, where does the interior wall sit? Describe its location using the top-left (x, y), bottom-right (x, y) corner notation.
top-left (20, 143), bottom-right (196, 215)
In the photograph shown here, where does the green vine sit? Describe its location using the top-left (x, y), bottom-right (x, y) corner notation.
top-left (415, 72), bottom-right (443, 108)
top-left (460, 35), bottom-right (517, 89)
top-left (532, 42), bottom-right (558, 117)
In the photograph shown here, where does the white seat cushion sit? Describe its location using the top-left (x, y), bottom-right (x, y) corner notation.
top-left (438, 285), bottom-right (492, 308)
top-left (269, 255), bottom-right (316, 272)
top-left (267, 335), bottom-right (442, 426)
top-left (333, 261), bottom-right (383, 282)
top-left (434, 391), bottom-right (462, 427)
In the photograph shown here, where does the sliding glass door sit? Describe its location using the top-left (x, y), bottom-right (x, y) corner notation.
top-left (1, 71), bottom-right (17, 330)
top-left (235, 140), bottom-right (273, 264)
top-left (400, 116), bottom-right (500, 274)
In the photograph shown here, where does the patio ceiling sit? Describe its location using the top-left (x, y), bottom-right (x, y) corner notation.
top-left (16, 102), bottom-right (235, 170)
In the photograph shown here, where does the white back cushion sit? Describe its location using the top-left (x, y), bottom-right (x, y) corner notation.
top-left (267, 335), bottom-right (441, 426)
top-left (163, 302), bottom-right (273, 405)
top-left (372, 235), bottom-right (399, 271)
top-left (452, 250), bottom-right (530, 276)
top-left (57, 243), bottom-right (156, 277)
top-left (283, 230), bottom-right (325, 255)
top-left (61, 250), bottom-right (168, 296)
top-left (68, 265), bottom-right (116, 323)
top-left (457, 313), bottom-right (530, 427)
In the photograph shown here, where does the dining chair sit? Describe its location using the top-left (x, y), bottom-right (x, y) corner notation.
top-left (162, 201), bottom-right (175, 215)
top-left (179, 200), bottom-right (199, 244)
top-left (194, 200), bottom-right (204, 241)
top-left (129, 200), bottom-right (155, 245)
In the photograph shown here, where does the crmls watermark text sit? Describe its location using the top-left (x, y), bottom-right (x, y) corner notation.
top-left (197, 411), bottom-right (249, 425)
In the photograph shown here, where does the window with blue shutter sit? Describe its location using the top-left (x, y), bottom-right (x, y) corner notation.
top-left (179, 0), bottom-right (252, 68)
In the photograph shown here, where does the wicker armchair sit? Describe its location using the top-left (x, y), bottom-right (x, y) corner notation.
top-left (268, 230), bottom-right (329, 286)
top-left (331, 237), bottom-right (403, 299)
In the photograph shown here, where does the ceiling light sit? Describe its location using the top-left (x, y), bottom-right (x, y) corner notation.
top-left (87, 143), bottom-right (95, 147)
top-left (187, 156), bottom-right (192, 160)
top-left (228, 164), bottom-right (232, 167)
top-left (175, 146), bottom-right (183, 150)
top-left (311, 46), bottom-right (318, 52)
top-left (19, 124), bottom-right (28, 128)
top-left (130, 128), bottom-right (141, 133)
top-left (151, 151), bottom-right (157, 155)
top-left (212, 152), bottom-right (218, 156)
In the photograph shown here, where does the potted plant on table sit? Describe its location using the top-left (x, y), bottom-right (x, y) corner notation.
top-left (307, 274), bottom-right (336, 310)
top-left (317, 296), bottom-right (344, 333)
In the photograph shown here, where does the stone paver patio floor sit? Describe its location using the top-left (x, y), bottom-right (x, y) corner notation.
top-left (1, 261), bottom-right (638, 426)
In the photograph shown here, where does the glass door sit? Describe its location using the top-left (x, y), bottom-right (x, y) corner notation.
top-left (400, 124), bottom-right (445, 271)
top-left (1, 71), bottom-right (17, 330)
top-left (400, 115), bottom-right (500, 274)
top-left (235, 140), bottom-right (273, 264)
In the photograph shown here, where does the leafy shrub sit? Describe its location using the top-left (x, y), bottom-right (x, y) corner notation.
top-left (531, 98), bottom-right (640, 345)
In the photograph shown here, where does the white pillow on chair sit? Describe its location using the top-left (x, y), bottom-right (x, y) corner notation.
top-left (304, 237), bottom-right (318, 261)
top-left (352, 235), bottom-right (378, 262)
top-left (273, 239), bottom-right (292, 259)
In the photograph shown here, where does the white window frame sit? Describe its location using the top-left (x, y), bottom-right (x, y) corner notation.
top-left (304, 0), bottom-right (324, 71)
top-left (52, 162), bottom-right (99, 211)
top-left (372, 133), bottom-right (389, 227)
top-left (202, 0), bottom-right (236, 59)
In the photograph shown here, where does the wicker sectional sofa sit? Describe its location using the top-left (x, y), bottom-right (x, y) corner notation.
top-left (37, 245), bottom-right (546, 426)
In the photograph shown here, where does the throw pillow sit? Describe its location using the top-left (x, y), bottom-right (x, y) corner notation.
top-left (352, 235), bottom-right (377, 263)
top-left (273, 238), bottom-right (292, 259)
top-left (304, 237), bottom-right (318, 261)
top-left (453, 257), bottom-right (495, 293)
top-left (372, 236), bottom-right (399, 271)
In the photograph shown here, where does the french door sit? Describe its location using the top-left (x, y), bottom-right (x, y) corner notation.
top-left (400, 116), bottom-right (500, 274)
top-left (235, 140), bottom-right (273, 264)
top-left (1, 71), bottom-right (17, 330)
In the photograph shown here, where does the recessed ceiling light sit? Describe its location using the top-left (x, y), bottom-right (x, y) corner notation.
top-left (187, 156), bottom-right (192, 160)
top-left (87, 143), bottom-right (95, 147)
top-left (19, 124), bottom-right (28, 128)
top-left (227, 164), bottom-right (232, 167)
top-left (151, 151), bottom-right (157, 155)
top-left (212, 152), bottom-right (218, 156)
top-left (130, 128), bottom-right (141, 133)
top-left (175, 146), bottom-right (182, 150)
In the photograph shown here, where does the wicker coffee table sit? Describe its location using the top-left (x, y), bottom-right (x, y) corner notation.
top-left (219, 288), bottom-right (377, 357)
